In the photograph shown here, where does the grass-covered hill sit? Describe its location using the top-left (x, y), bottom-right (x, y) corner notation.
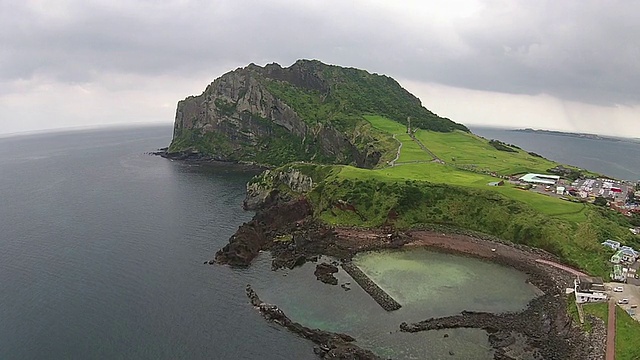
top-left (260, 60), bottom-right (468, 133)
top-left (168, 60), bottom-right (467, 167)
top-left (168, 60), bottom-right (638, 277)
top-left (248, 115), bottom-right (638, 277)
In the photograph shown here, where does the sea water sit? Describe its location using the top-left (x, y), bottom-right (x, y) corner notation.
top-left (253, 249), bottom-right (538, 359)
top-left (1, 125), bottom-right (627, 359)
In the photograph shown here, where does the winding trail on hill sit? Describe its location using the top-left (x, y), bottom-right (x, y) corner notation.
top-left (389, 134), bottom-right (402, 166)
top-left (388, 132), bottom-right (441, 167)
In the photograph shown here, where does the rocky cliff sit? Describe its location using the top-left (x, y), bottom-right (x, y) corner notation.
top-left (168, 59), bottom-right (468, 168)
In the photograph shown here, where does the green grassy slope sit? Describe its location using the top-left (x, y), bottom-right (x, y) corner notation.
top-left (262, 61), bottom-right (468, 134)
top-left (337, 163), bottom-right (587, 223)
top-left (269, 114), bottom-right (638, 276)
top-left (364, 115), bottom-right (432, 163)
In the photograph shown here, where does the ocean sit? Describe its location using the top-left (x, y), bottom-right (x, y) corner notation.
top-left (0, 126), bottom-right (315, 359)
top-left (1, 125), bottom-right (637, 359)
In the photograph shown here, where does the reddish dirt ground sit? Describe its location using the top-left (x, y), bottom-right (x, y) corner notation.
top-left (606, 300), bottom-right (616, 360)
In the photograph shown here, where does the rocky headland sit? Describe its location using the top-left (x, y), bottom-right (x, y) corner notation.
top-left (158, 60), bottom-right (611, 359)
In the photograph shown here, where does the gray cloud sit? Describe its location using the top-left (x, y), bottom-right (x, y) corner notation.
top-left (1, 0), bottom-right (640, 106)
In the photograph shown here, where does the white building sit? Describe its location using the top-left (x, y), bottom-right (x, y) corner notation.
top-left (574, 276), bottom-right (607, 304)
top-left (519, 173), bottom-right (560, 185)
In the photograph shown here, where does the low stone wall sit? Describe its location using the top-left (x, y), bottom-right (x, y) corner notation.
top-left (341, 261), bottom-right (401, 311)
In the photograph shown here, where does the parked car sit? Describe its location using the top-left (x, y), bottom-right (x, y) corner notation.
top-left (614, 286), bottom-right (624, 292)
top-left (618, 299), bottom-right (629, 304)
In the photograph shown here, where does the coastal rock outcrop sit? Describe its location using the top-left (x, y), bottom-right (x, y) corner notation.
top-left (246, 285), bottom-right (381, 359)
top-left (314, 262), bottom-right (339, 285)
top-left (244, 167), bottom-right (313, 210)
top-left (213, 198), bottom-right (313, 266)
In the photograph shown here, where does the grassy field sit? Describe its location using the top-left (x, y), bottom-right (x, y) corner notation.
top-left (615, 306), bottom-right (640, 360)
top-left (583, 301), bottom-right (609, 326)
top-left (414, 129), bottom-right (559, 175)
top-left (364, 115), bottom-right (432, 163)
top-left (360, 116), bottom-right (589, 223)
top-left (336, 162), bottom-right (587, 223)
top-left (580, 302), bottom-right (640, 360)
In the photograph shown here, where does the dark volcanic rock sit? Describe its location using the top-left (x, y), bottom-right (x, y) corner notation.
top-left (314, 263), bottom-right (339, 285)
top-left (213, 198), bottom-right (312, 266)
top-left (246, 285), bottom-right (381, 359)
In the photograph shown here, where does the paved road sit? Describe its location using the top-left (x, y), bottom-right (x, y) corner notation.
top-left (534, 259), bottom-right (588, 276)
top-left (606, 300), bottom-right (616, 360)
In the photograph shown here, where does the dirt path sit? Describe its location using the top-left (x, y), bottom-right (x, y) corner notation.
top-left (389, 134), bottom-right (402, 166)
top-left (534, 259), bottom-right (588, 277)
top-left (606, 300), bottom-right (616, 360)
top-left (408, 132), bottom-right (441, 162)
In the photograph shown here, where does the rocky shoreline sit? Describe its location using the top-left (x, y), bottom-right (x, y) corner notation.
top-left (151, 148), bottom-right (268, 171)
top-left (210, 197), bottom-right (601, 359)
top-left (245, 284), bottom-right (382, 359)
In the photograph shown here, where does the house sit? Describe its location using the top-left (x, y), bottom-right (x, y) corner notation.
top-left (574, 276), bottom-right (607, 303)
top-left (611, 251), bottom-right (623, 264)
top-left (602, 239), bottom-right (621, 250)
top-left (619, 247), bottom-right (639, 263)
top-left (611, 264), bottom-right (627, 282)
top-left (611, 247), bottom-right (639, 264)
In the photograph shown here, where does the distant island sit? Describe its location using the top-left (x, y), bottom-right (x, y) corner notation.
top-left (514, 128), bottom-right (640, 143)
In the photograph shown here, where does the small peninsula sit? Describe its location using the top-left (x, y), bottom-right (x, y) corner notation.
top-left (514, 128), bottom-right (640, 143)
top-left (159, 60), bottom-right (640, 360)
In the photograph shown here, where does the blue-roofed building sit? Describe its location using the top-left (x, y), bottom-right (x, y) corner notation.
top-left (602, 239), bottom-right (621, 250)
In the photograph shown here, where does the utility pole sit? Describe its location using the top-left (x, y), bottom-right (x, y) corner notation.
top-left (407, 116), bottom-right (411, 134)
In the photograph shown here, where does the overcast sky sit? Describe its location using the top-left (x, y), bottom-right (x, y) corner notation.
top-left (1, 0), bottom-right (639, 137)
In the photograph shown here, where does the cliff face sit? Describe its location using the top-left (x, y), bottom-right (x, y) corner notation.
top-left (171, 63), bottom-right (372, 166)
top-left (168, 60), bottom-right (467, 167)
top-left (243, 167), bottom-right (314, 210)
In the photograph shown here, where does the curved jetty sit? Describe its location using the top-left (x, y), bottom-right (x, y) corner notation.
top-left (341, 261), bottom-right (402, 311)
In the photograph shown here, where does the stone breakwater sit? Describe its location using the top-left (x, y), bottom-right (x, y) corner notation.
top-left (245, 285), bottom-right (381, 360)
top-left (341, 261), bottom-right (401, 311)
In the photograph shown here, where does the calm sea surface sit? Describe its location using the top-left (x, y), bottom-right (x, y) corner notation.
top-left (1, 125), bottom-right (631, 359)
top-left (0, 126), bottom-right (315, 359)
